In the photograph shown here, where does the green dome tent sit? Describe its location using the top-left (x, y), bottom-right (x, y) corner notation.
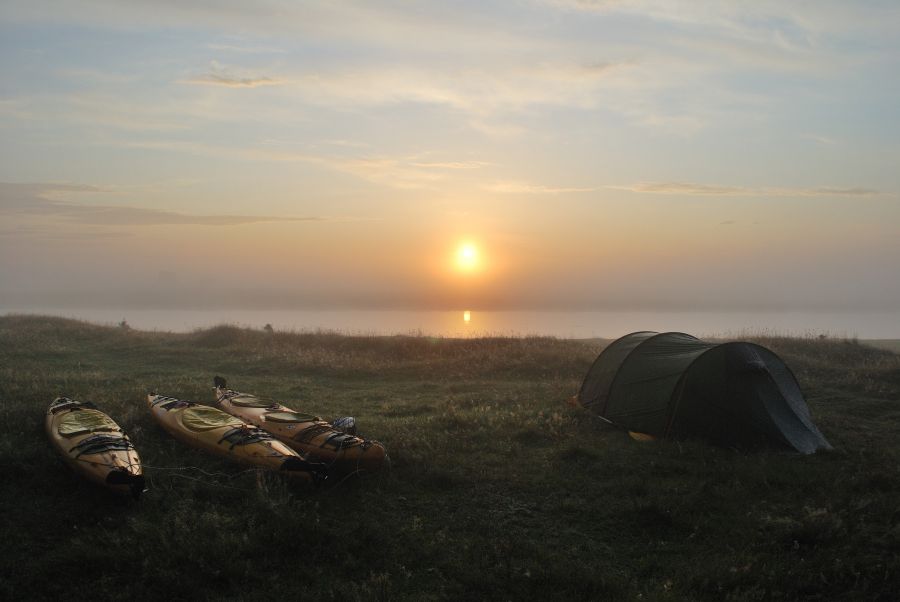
top-left (577, 332), bottom-right (831, 454)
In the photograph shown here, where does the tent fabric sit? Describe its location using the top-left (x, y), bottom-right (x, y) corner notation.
top-left (58, 409), bottom-right (120, 437)
top-left (577, 331), bottom-right (831, 454)
top-left (578, 331), bottom-right (656, 412)
top-left (181, 406), bottom-right (244, 432)
top-left (603, 332), bottom-right (714, 435)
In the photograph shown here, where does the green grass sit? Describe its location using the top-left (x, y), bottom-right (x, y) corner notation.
top-left (863, 340), bottom-right (900, 355)
top-left (1, 315), bottom-right (899, 601)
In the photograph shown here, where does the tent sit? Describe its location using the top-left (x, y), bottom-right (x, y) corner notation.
top-left (577, 331), bottom-right (831, 454)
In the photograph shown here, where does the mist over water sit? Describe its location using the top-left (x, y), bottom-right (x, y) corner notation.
top-left (5, 308), bottom-right (899, 339)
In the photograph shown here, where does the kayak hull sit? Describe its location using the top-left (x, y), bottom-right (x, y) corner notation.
top-left (147, 394), bottom-right (323, 483)
top-left (215, 386), bottom-right (387, 474)
top-left (45, 397), bottom-right (144, 498)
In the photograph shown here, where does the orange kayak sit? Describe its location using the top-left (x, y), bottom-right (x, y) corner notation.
top-left (46, 397), bottom-right (144, 499)
top-left (214, 378), bottom-right (387, 475)
top-left (147, 394), bottom-right (325, 484)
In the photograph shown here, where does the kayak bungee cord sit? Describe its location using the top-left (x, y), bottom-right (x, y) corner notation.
top-left (217, 425), bottom-right (279, 450)
top-left (69, 433), bottom-right (136, 457)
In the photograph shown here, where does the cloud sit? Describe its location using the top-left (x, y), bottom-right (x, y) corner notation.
top-left (57, 68), bottom-right (139, 84)
top-left (303, 153), bottom-right (490, 189)
top-left (294, 61), bottom-right (631, 114)
top-left (183, 61), bottom-right (283, 88)
top-left (409, 161), bottom-right (491, 169)
top-left (808, 187), bottom-right (880, 196)
top-left (612, 182), bottom-right (880, 197)
top-left (2, 6), bottom-right (760, 138)
top-left (206, 43), bottom-right (286, 54)
top-left (0, 224), bottom-right (129, 240)
top-left (328, 157), bottom-right (449, 189)
top-left (802, 134), bottom-right (838, 145)
top-left (487, 181), bottom-right (598, 194)
top-left (116, 140), bottom-right (489, 190)
top-left (188, 74), bottom-right (279, 88)
top-left (543, 0), bottom-right (626, 12)
top-left (5, 93), bottom-right (194, 132)
top-left (0, 183), bottom-right (321, 226)
top-left (618, 182), bottom-right (746, 195)
top-left (479, 176), bottom-right (867, 199)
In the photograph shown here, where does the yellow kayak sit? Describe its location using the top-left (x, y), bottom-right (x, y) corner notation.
top-left (46, 397), bottom-right (144, 499)
top-left (147, 394), bottom-right (325, 484)
top-left (214, 377), bottom-right (387, 475)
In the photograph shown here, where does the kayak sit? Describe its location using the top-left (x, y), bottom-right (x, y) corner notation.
top-left (46, 397), bottom-right (144, 499)
top-left (147, 394), bottom-right (325, 484)
top-left (213, 377), bottom-right (387, 474)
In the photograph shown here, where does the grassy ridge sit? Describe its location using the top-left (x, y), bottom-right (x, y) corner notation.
top-left (1, 315), bottom-right (899, 601)
top-left (863, 340), bottom-right (900, 355)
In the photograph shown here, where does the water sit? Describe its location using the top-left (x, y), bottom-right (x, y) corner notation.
top-left (3, 307), bottom-right (899, 339)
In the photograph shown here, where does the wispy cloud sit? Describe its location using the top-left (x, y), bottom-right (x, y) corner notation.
top-left (206, 42), bottom-right (286, 54)
top-left (410, 161), bottom-right (491, 169)
top-left (183, 61), bottom-right (283, 88)
top-left (4, 93), bottom-right (194, 132)
top-left (326, 157), bottom-right (449, 189)
top-left (0, 224), bottom-right (129, 240)
top-left (487, 181), bottom-right (598, 194)
top-left (115, 140), bottom-right (489, 190)
top-left (57, 68), bottom-right (140, 84)
top-left (311, 153), bottom-right (489, 189)
top-left (810, 187), bottom-right (880, 196)
top-left (485, 181), bottom-right (881, 197)
top-left (255, 60), bottom-right (634, 119)
top-left (616, 182), bottom-right (745, 195)
top-left (0, 183), bottom-right (321, 226)
top-left (612, 182), bottom-right (880, 197)
top-left (803, 134), bottom-right (838, 145)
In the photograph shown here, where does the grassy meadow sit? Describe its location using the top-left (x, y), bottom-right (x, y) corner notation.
top-left (1, 314), bottom-right (899, 601)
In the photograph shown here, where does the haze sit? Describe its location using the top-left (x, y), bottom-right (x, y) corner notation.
top-left (2, 1), bottom-right (899, 313)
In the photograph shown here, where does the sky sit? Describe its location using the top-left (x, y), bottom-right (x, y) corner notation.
top-left (1, 0), bottom-right (899, 312)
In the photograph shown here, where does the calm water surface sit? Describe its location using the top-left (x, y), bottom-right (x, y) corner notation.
top-left (4, 308), bottom-right (899, 339)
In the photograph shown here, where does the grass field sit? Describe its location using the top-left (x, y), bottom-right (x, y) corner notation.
top-left (1, 315), bottom-right (899, 601)
top-left (862, 340), bottom-right (900, 355)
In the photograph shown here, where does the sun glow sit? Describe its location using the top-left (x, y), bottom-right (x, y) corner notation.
top-left (456, 242), bottom-right (479, 271)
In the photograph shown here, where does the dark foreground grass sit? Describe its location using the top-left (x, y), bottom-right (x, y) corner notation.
top-left (1, 315), bottom-right (899, 601)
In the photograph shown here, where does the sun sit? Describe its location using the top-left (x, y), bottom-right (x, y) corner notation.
top-left (456, 242), bottom-right (479, 271)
